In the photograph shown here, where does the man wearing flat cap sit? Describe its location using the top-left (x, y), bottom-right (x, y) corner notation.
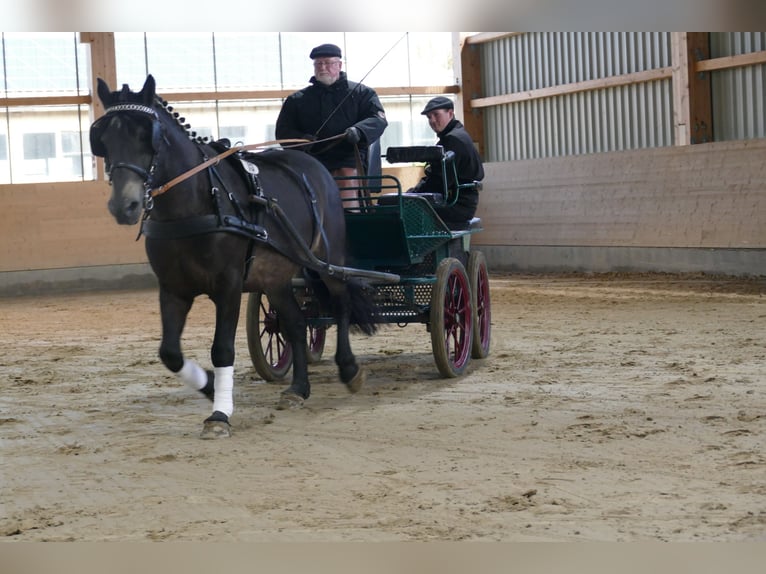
top-left (409, 96), bottom-right (484, 224)
top-left (276, 43), bottom-right (388, 208)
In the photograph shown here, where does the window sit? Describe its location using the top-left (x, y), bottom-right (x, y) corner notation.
top-left (1, 33), bottom-right (455, 184)
top-left (114, 32), bottom-right (455, 155)
top-left (1, 33), bottom-right (91, 183)
top-left (220, 126), bottom-right (247, 141)
top-left (23, 133), bottom-right (56, 160)
top-left (61, 131), bottom-right (81, 154)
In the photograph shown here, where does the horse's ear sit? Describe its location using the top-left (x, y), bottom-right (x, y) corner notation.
top-left (140, 75), bottom-right (156, 106)
top-left (96, 78), bottom-right (111, 105)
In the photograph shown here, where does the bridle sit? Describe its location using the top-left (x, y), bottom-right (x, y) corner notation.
top-left (90, 101), bottom-right (168, 213)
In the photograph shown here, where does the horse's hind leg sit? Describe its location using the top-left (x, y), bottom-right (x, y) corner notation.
top-left (158, 289), bottom-right (215, 400)
top-left (334, 314), bottom-right (365, 393)
top-left (267, 284), bottom-right (311, 409)
top-left (327, 283), bottom-right (365, 393)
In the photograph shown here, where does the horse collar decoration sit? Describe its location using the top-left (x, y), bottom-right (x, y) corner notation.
top-left (90, 74), bottom-right (377, 438)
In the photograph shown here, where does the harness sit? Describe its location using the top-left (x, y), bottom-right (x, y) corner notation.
top-left (90, 101), bottom-right (339, 276)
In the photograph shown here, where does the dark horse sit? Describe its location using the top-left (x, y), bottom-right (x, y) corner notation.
top-left (90, 75), bottom-right (376, 438)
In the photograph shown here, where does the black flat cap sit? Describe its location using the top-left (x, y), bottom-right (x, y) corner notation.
top-left (310, 43), bottom-right (342, 59)
top-left (421, 96), bottom-right (454, 114)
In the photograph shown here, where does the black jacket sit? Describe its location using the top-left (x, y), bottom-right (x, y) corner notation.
top-left (413, 118), bottom-right (484, 222)
top-left (275, 72), bottom-right (388, 171)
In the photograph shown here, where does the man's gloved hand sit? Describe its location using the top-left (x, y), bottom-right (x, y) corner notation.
top-left (344, 126), bottom-right (361, 145)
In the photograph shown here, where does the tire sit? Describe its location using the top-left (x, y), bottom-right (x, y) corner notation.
top-left (467, 250), bottom-right (491, 359)
top-left (245, 290), bottom-right (292, 381)
top-left (430, 258), bottom-right (473, 378)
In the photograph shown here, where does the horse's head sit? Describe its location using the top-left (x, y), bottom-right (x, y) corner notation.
top-left (90, 75), bottom-right (166, 225)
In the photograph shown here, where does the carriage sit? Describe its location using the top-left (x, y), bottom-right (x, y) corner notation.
top-left (91, 74), bottom-right (490, 436)
top-left (246, 144), bottom-right (492, 381)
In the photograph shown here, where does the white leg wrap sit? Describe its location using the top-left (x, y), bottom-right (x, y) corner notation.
top-left (178, 359), bottom-right (207, 391)
top-left (212, 366), bottom-right (234, 418)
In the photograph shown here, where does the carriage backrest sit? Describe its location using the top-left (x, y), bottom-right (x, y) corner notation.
top-left (345, 193), bottom-right (452, 269)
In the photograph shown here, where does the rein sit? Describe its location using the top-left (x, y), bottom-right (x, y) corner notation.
top-left (148, 133), bottom-right (346, 198)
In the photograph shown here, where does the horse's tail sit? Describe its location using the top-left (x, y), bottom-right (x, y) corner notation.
top-left (306, 271), bottom-right (378, 336)
top-left (345, 279), bottom-right (378, 336)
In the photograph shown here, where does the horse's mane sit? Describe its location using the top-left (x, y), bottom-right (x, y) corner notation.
top-left (153, 96), bottom-right (212, 146)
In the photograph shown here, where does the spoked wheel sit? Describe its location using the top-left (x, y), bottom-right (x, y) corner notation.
top-left (467, 250), bottom-right (491, 359)
top-left (307, 323), bottom-right (327, 364)
top-left (246, 290), bottom-right (292, 381)
top-left (430, 257), bottom-right (474, 378)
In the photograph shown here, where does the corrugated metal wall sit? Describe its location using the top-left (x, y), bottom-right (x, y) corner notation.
top-left (481, 32), bottom-right (674, 162)
top-left (480, 32), bottom-right (766, 162)
top-left (710, 32), bottom-right (766, 142)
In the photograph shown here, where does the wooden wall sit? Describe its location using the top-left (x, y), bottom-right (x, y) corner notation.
top-left (1, 139), bottom-right (764, 291)
top-left (0, 166), bottom-right (423, 273)
top-left (473, 138), bottom-right (766, 251)
top-left (1, 181), bottom-right (144, 272)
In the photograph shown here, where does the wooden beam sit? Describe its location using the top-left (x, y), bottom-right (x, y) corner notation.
top-left (0, 96), bottom-right (90, 107)
top-left (0, 85), bottom-right (461, 109)
top-left (374, 85), bottom-right (460, 97)
top-left (687, 33), bottom-right (713, 144)
top-left (465, 32), bottom-right (523, 45)
top-left (156, 85), bottom-right (460, 103)
top-left (80, 33), bottom-right (116, 181)
top-left (695, 50), bottom-right (766, 72)
top-left (460, 34), bottom-right (485, 158)
top-left (671, 32), bottom-right (691, 146)
top-left (471, 67), bottom-right (673, 108)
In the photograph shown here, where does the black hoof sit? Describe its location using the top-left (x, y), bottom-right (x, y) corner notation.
top-left (345, 367), bottom-right (366, 393)
top-left (276, 392), bottom-right (304, 410)
top-left (201, 410), bottom-right (231, 439)
top-left (340, 364), bottom-right (365, 393)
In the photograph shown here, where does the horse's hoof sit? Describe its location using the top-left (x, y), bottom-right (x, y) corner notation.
top-left (276, 392), bottom-right (304, 410)
top-left (200, 420), bottom-right (231, 439)
top-left (200, 411), bottom-right (231, 439)
top-left (345, 367), bottom-right (366, 394)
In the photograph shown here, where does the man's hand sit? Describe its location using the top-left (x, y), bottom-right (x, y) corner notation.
top-left (344, 127), bottom-right (361, 144)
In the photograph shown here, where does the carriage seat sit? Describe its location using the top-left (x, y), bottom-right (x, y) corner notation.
top-left (375, 192), bottom-right (481, 231)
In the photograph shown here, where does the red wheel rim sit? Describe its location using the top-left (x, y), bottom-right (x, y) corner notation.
top-left (443, 267), bottom-right (472, 371)
top-left (260, 300), bottom-right (292, 370)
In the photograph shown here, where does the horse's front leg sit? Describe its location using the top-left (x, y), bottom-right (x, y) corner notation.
top-left (158, 289), bottom-right (215, 398)
top-left (199, 289), bottom-right (243, 439)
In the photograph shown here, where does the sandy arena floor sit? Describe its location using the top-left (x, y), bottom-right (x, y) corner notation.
top-left (1, 272), bottom-right (764, 541)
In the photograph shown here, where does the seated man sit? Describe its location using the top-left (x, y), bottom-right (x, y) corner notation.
top-left (275, 43), bottom-right (388, 209)
top-left (408, 96), bottom-right (484, 225)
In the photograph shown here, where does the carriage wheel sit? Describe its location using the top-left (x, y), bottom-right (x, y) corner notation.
top-left (468, 250), bottom-right (491, 359)
top-left (245, 290), bottom-right (292, 381)
top-left (429, 258), bottom-right (473, 378)
top-left (307, 324), bottom-right (327, 364)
